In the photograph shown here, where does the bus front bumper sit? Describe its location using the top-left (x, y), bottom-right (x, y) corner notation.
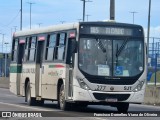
top-left (72, 86), bottom-right (145, 103)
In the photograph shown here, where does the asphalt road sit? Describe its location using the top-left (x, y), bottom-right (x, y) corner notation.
top-left (0, 88), bottom-right (160, 120)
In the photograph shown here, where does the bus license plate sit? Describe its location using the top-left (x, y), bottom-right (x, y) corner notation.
top-left (105, 98), bottom-right (117, 102)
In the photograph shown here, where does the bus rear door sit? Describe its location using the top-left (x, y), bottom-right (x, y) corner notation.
top-left (10, 38), bottom-right (25, 95)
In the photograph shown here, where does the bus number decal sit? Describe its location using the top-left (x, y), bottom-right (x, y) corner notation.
top-left (95, 85), bottom-right (106, 91)
top-left (23, 68), bottom-right (35, 73)
top-left (124, 86), bottom-right (132, 91)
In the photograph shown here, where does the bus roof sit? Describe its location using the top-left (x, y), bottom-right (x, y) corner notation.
top-left (14, 23), bottom-right (79, 37)
top-left (14, 21), bottom-right (143, 37)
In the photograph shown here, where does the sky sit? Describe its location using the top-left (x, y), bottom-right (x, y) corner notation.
top-left (0, 0), bottom-right (160, 53)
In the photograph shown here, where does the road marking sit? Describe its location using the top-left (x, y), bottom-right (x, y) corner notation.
top-left (0, 101), bottom-right (61, 111)
top-left (0, 102), bottom-right (109, 120)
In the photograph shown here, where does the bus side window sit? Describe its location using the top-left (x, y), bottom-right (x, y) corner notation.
top-left (23, 37), bottom-right (30, 62)
top-left (28, 37), bottom-right (37, 61)
top-left (12, 39), bottom-right (18, 62)
top-left (45, 34), bottom-right (56, 61)
top-left (55, 33), bottom-right (66, 61)
top-left (18, 38), bottom-right (26, 64)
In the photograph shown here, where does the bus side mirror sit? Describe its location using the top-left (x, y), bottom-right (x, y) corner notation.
top-left (66, 39), bottom-right (77, 65)
top-left (71, 40), bottom-right (77, 53)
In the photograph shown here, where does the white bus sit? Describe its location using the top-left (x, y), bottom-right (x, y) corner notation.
top-left (10, 22), bottom-right (146, 112)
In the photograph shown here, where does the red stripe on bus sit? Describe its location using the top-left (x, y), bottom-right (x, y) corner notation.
top-left (55, 65), bottom-right (64, 68)
top-left (38, 36), bottom-right (45, 41)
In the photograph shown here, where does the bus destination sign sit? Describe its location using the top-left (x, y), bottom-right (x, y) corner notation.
top-left (90, 27), bottom-right (133, 36)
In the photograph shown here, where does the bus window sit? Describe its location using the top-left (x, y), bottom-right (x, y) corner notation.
top-left (12, 39), bottom-right (18, 62)
top-left (23, 37), bottom-right (30, 62)
top-left (56, 33), bottom-right (66, 60)
top-left (28, 37), bottom-right (37, 61)
top-left (45, 34), bottom-right (56, 61)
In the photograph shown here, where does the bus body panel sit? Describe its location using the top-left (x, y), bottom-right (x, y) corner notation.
top-left (10, 64), bottom-right (22, 95)
top-left (41, 63), bottom-right (66, 99)
top-left (10, 72), bottom-right (18, 95)
top-left (21, 63), bottom-right (36, 97)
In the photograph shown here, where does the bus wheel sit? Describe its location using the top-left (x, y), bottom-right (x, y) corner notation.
top-left (58, 84), bottom-right (69, 110)
top-left (26, 82), bottom-right (36, 106)
top-left (36, 100), bottom-right (44, 106)
top-left (117, 103), bottom-right (129, 113)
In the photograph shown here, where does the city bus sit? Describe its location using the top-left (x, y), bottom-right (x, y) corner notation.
top-left (10, 22), bottom-right (146, 112)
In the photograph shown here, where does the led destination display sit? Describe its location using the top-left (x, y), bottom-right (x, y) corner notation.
top-left (80, 25), bottom-right (143, 36)
top-left (90, 27), bottom-right (132, 36)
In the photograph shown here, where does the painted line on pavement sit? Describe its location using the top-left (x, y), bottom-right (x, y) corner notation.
top-left (0, 101), bottom-right (60, 111)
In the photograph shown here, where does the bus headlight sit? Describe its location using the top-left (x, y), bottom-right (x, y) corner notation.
top-left (133, 80), bottom-right (145, 92)
top-left (77, 77), bottom-right (90, 90)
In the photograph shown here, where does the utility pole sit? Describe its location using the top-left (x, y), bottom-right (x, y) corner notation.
top-left (4, 42), bottom-right (8, 77)
top-left (27, 2), bottom-right (35, 29)
top-left (0, 33), bottom-right (5, 77)
top-left (81, 0), bottom-right (92, 21)
top-left (20, 0), bottom-right (22, 30)
top-left (147, 0), bottom-right (151, 67)
top-left (110, 0), bottom-right (115, 20)
top-left (0, 33), bottom-right (5, 54)
top-left (86, 14), bottom-right (91, 21)
top-left (130, 11), bottom-right (138, 24)
top-left (60, 21), bottom-right (65, 24)
top-left (38, 23), bottom-right (42, 27)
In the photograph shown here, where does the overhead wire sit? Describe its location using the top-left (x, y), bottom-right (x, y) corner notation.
top-left (0, 10), bottom-right (20, 28)
top-left (0, 10), bottom-right (20, 52)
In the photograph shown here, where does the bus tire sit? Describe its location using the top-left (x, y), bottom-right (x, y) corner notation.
top-left (117, 102), bottom-right (129, 113)
top-left (58, 84), bottom-right (69, 110)
top-left (36, 100), bottom-right (44, 106)
top-left (26, 81), bottom-right (36, 106)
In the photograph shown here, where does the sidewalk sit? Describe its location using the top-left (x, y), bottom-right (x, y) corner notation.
top-left (0, 77), bottom-right (9, 89)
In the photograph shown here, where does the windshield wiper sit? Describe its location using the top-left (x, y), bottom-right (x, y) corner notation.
top-left (96, 39), bottom-right (106, 53)
top-left (116, 39), bottom-right (128, 57)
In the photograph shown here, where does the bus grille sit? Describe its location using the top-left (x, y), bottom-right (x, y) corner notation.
top-left (93, 93), bottom-right (130, 101)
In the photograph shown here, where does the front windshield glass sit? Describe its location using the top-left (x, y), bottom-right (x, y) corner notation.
top-left (78, 38), bottom-right (144, 77)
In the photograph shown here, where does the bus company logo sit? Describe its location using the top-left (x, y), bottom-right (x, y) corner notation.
top-left (110, 86), bottom-right (114, 91)
top-left (2, 112), bottom-right (11, 117)
top-left (48, 70), bottom-right (63, 76)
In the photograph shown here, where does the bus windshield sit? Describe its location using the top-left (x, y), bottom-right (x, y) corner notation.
top-left (78, 38), bottom-right (144, 77)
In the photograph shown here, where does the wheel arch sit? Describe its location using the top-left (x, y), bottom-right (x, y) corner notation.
top-left (57, 78), bottom-right (64, 100)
